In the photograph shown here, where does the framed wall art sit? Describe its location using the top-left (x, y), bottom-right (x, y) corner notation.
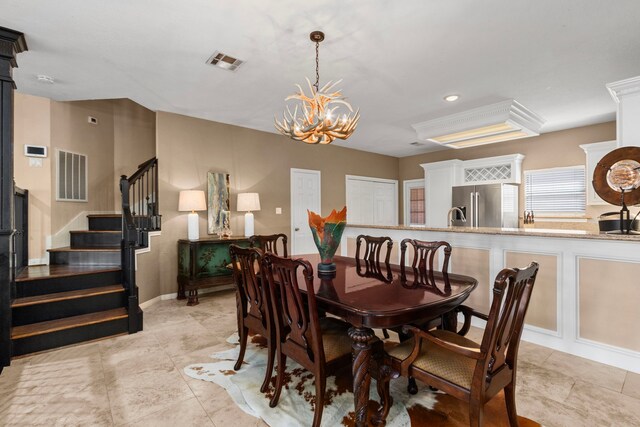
top-left (207, 172), bottom-right (230, 235)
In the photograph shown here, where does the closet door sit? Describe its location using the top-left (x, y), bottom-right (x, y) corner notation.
top-left (346, 176), bottom-right (398, 226)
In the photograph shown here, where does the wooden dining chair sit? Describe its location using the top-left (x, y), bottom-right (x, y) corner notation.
top-left (249, 233), bottom-right (288, 257)
top-left (394, 238), bottom-right (454, 391)
top-left (262, 252), bottom-right (379, 427)
top-left (229, 245), bottom-right (275, 394)
top-left (355, 235), bottom-right (394, 339)
top-left (400, 238), bottom-right (452, 288)
top-left (376, 262), bottom-right (540, 427)
top-left (356, 234), bottom-right (393, 264)
top-left (355, 234), bottom-right (393, 283)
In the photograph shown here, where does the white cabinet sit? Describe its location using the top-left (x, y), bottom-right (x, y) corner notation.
top-left (580, 140), bottom-right (617, 205)
top-left (346, 176), bottom-right (398, 226)
top-left (421, 154), bottom-right (525, 227)
top-left (421, 160), bottom-right (462, 228)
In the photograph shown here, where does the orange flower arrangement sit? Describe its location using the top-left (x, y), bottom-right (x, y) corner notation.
top-left (307, 206), bottom-right (347, 268)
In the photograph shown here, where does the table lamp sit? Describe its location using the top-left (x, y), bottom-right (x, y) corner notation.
top-left (237, 192), bottom-right (260, 237)
top-left (178, 190), bottom-right (206, 240)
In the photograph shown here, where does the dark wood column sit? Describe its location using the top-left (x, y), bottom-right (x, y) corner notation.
top-left (0, 26), bottom-right (27, 371)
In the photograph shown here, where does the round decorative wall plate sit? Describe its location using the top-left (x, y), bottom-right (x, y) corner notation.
top-left (593, 146), bottom-right (640, 206)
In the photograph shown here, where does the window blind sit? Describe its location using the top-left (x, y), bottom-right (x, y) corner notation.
top-left (524, 166), bottom-right (585, 213)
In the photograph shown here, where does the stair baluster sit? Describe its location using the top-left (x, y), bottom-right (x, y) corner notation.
top-left (120, 157), bottom-right (160, 333)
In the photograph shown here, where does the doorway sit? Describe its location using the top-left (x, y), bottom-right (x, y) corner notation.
top-left (290, 169), bottom-right (321, 255)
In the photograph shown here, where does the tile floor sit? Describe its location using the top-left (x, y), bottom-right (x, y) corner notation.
top-left (1, 290), bottom-right (639, 426)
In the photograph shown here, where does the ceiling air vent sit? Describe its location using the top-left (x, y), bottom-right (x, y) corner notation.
top-left (206, 51), bottom-right (244, 72)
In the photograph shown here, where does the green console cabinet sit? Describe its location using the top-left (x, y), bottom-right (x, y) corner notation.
top-left (177, 237), bottom-right (250, 305)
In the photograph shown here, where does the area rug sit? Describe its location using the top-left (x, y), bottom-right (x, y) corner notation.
top-left (184, 334), bottom-right (541, 426)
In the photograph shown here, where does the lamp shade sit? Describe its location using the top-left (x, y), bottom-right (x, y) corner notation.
top-left (178, 190), bottom-right (206, 212)
top-left (237, 193), bottom-right (261, 212)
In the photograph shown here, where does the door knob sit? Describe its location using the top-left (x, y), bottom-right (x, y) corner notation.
top-left (295, 228), bottom-right (300, 231)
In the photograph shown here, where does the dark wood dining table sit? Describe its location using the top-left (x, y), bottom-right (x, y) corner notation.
top-left (297, 254), bottom-right (478, 427)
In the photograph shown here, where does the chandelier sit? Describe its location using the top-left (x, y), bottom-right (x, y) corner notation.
top-left (274, 31), bottom-right (360, 145)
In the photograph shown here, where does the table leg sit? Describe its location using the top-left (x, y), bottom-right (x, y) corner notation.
top-left (442, 310), bottom-right (458, 332)
top-left (187, 289), bottom-right (199, 306)
top-left (177, 278), bottom-right (186, 300)
top-left (348, 326), bottom-right (375, 427)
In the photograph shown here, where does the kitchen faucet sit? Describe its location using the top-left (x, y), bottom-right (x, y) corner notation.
top-left (447, 207), bottom-right (466, 226)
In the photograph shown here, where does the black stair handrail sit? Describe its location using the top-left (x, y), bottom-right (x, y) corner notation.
top-left (119, 157), bottom-right (160, 333)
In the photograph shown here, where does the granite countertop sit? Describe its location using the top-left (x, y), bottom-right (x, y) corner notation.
top-left (346, 224), bottom-right (640, 242)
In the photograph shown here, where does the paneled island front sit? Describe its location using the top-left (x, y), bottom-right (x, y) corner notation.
top-left (341, 224), bottom-right (640, 373)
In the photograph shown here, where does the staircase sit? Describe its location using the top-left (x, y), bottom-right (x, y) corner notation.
top-left (11, 214), bottom-right (139, 356)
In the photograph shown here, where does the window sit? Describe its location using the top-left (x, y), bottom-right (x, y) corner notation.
top-left (524, 166), bottom-right (585, 214)
top-left (56, 149), bottom-right (88, 202)
top-left (403, 179), bottom-right (425, 226)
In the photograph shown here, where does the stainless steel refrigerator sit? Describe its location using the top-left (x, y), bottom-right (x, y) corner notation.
top-left (451, 184), bottom-right (519, 228)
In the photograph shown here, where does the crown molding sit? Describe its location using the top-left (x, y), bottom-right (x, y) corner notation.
top-left (606, 76), bottom-right (640, 103)
top-left (411, 99), bottom-right (545, 144)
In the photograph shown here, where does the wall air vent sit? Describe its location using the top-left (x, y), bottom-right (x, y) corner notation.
top-left (412, 99), bottom-right (545, 150)
top-left (206, 51), bottom-right (244, 72)
top-left (56, 149), bottom-right (88, 202)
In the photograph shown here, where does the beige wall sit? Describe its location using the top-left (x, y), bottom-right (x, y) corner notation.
top-left (154, 111), bottom-right (399, 297)
top-left (450, 247), bottom-right (491, 313)
top-left (14, 94), bottom-right (52, 261)
top-left (579, 257), bottom-right (640, 352)
top-left (11, 93), bottom-right (623, 306)
top-left (113, 99), bottom-right (156, 207)
top-left (50, 100), bottom-right (116, 232)
top-left (506, 251), bottom-right (558, 331)
top-left (398, 121), bottom-right (617, 227)
top-left (14, 94), bottom-right (157, 264)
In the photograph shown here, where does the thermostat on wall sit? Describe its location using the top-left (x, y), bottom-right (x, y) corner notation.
top-left (24, 145), bottom-right (48, 158)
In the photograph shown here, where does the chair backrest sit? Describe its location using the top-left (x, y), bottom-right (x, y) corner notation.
top-left (262, 253), bottom-right (323, 369)
top-left (355, 235), bottom-right (393, 282)
top-left (250, 234), bottom-right (288, 257)
top-left (479, 262), bottom-right (539, 380)
top-left (356, 235), bottom-right (392, 263)
top-left (229, 245), bottom-right (268, 325)
top-left (399, 239), bottom-right (451, 287)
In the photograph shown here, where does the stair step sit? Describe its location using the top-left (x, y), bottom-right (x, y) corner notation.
top-left (48, 247), bottom-right (121, 266)
top-left (12, 308), bottom-right (128, 339)
top-left (11, 285), bottom-right (126, 326)
top-left (16, 266), bottom-right (122, 298)
top-left (87, 214), bottom-right (122, 231)
top-left (11, 308), bottom-right (130, 356)
top-left (12, 284), bottom-right (124, 307)
top-left (70, 230), bottom-right (121, 249)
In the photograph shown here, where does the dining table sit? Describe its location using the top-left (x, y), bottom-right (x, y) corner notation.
top-left (296, 254), bottom-right (478, 427)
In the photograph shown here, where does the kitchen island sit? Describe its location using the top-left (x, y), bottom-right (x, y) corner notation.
top-left (341, 224), bottom-right (640, 373)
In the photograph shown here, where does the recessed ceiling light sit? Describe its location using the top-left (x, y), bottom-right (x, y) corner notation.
top-left (37, 75), bottom-right (55, 84)
top-left (444, 94), bottom-right (459, 102)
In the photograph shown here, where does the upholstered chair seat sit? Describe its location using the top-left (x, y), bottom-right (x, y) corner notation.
top-left (318, 317), bottom-right (356, 362)
top-left (387, 329), bottom-right (480, 389)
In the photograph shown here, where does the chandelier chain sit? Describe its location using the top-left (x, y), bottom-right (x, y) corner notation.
top-left (315, 40), bottom-right (320, 92)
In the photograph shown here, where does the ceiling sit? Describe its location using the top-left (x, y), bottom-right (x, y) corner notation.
top-left (2, 0), bottom-right (640, 157)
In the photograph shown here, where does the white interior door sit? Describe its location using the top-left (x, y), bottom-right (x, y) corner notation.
top-left (290, 168), bottom-right (321, 255)
top-left (346, 175), bottom-right (398, 226)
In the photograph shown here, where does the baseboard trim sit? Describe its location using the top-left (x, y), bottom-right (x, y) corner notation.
top-left (139, 285), bottom-right (234, 309)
